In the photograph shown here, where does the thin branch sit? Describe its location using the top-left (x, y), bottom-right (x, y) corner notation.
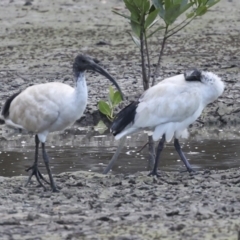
top-left (140, 24), bottom-right (148, 90)
top-left (166, 16), bottom-right (196, 39)
top-left (152, 25), bottom-right (168, 86)
top-left (167, 18), bottom-right (189, 34)
top-left (144, 31), bottom-right (151, 83)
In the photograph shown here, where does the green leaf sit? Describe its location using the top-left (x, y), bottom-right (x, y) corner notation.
top-left (144, 8), bottom-right (159, 29)
top-left (98, 100), bottom-right (111, 116)
top-left (109, 86), bottom-right (115, 104)
top-left (124, 0), bottom-right (139, 14)
top-left (163, 1), bottom-right (194, 25)
top-left (143, 0), bottom-right (150, 13)
top-left (127, 32), bottom-right (140, 47)
top-left (206, 0), bottom-right (220, 8)
top-left (131, 20), bottom-right (141, 37)
top-left (165, 0), bottom-right (171, 11)
top-left (132, 0), bottom-right (142, 10)
top-left (164, 3), bottom-right (181, 25)
top-left (131, 0), bottom-right (150, 13)
top-left (112, 91), bottom-right (122, 106)
top-left (152, 0), bottom-right (165, 19)
top-left (186, 11), bottom-right (195, 18)
top-left (196, 5), bottom-right (207, 16)
top-left (94, 120), bottom-right (108, 134)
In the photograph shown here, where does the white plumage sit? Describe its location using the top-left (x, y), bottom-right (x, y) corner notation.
top-left (104, 69), bottom-right (224, 175)
top-left (1, 55), bottom-right (123, 191)
top-left (8, 80), bottom-right (88, 143)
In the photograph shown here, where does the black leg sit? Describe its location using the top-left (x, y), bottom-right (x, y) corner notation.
top-left (25, 135), bottom-right (49, 189)
top-left (41, 143), bottom-right (59, 192)
top-left (174, 138), bottom-right (195, 173)
top-left (148, 134), bottom-right (165, 177)
top-left (148, 136), bottom-right (155, 170)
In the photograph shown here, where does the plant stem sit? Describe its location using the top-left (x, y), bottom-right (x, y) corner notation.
top-left (152, 25), bottom-right (168, 87)
top-left (167, 18), bottom-right (189, 34)
top-left (140, 29), bottom-right (148, 90)
top-left (144, 32), bottom-right (151, 81)
top-left (166, 17), bottom-right (196, 39)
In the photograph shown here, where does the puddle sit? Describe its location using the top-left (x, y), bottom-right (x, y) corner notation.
top-left (0, 126), bottom-right (240, 177)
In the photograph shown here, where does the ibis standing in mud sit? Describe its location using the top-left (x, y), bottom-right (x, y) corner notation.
top-left (103, 69), bottom-right (224, 175)
top-left (0, 55), bottom-right (123, 192)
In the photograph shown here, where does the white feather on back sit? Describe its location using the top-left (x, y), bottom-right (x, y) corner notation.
top-left (135, 82), bottom-right (202, 128)
top-left (8, 81), bottom-right (87, 133)
top-left (115, 71), bottom-right (224, 142)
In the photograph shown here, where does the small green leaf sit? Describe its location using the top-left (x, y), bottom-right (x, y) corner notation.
top-left (98, 101), bottom-right (111, 116)
top-left (152, 0), bottom-right (165, 19)
top-left (164, 4), bottom-right (181, 25)
top-left (206, 0), bottom-right (220, 8)
top-left (131, 21), bottom-right (141, 37)
top-left (112, 91), bottom-right (122, 106)
top-left (186, 11), bottom-right (195, 18)
top-left (124, 0), bottom-right (139, 14)
top-left (144, 8), bottom-right (159, 29)
top-left (128, 32), bottom-right (140, 46)
top-left (94, 120), bottom-right (108, 134)
top-left (143, 0), bottom-right (150, 13)
top-left (196, 5), bottom-right (207, 16)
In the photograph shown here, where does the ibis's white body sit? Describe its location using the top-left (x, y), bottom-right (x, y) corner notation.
top-left (3, 74), bottom-right (88, 142)
top-left (115, 72), bottom-right (224, 142)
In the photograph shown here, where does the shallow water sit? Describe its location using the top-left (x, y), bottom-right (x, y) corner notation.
top-left (0, 126), bottom-right (240, 177)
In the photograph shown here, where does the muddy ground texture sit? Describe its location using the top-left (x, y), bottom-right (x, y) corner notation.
top-left (0, 0), bottom-right (240, 239)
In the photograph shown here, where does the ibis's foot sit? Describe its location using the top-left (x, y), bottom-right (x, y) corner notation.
top-left (148, 170), bottom-right (161, 177)
top-left (25, 164), bottom-right (49, 189)
top-left (52, 186), bottom-right (60, 193)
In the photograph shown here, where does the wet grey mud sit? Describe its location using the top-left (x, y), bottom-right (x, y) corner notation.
top-left (0, 0), bottom-right (240, 239)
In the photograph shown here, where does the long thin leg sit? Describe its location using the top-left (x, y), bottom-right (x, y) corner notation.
top-left (41, 143), bottom-right (59, 192)
top-left (103, 137), bottom-right (126, 174)
top-left (174, 138), bottom-right (195, 173)
top-left (148, 134), bottom-right (165, 177)
top-left (25, 135), bottom-right (49, 188)
top-left (148, 136), bottom-right (155, 170)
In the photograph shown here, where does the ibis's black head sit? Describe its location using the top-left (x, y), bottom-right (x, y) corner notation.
top-left (73, 54), bottom-right (124, 100)
top-left (184, 68), bottom-right (202, 82)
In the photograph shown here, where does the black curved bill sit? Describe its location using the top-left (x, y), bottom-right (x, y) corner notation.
top-left (90, 63), bottom-right (124, 100)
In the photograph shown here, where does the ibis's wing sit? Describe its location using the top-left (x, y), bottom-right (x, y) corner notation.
top-left (8, 82), bottom-right (73, 132)
top-left (134, 82), bottom-right (202, 128)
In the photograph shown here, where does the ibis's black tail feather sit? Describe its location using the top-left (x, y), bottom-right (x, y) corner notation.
top-left (1, 91), bottom-right (21, 118)
top-left (111, 101), bottom-right (138, 136)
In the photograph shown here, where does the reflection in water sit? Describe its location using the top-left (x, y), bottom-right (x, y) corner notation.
top-left (0, 125), bottom-right (240, 177)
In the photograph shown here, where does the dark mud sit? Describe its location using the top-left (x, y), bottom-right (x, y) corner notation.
top-left (1, 170), bottom-right (240, 239)
top-left (0, 0), bottom-right (240, 239)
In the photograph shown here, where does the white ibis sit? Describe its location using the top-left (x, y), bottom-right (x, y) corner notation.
top-left (103, 69), bottom-right (224, 175)
top-left (0, 54), bottom-right (123, 192)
